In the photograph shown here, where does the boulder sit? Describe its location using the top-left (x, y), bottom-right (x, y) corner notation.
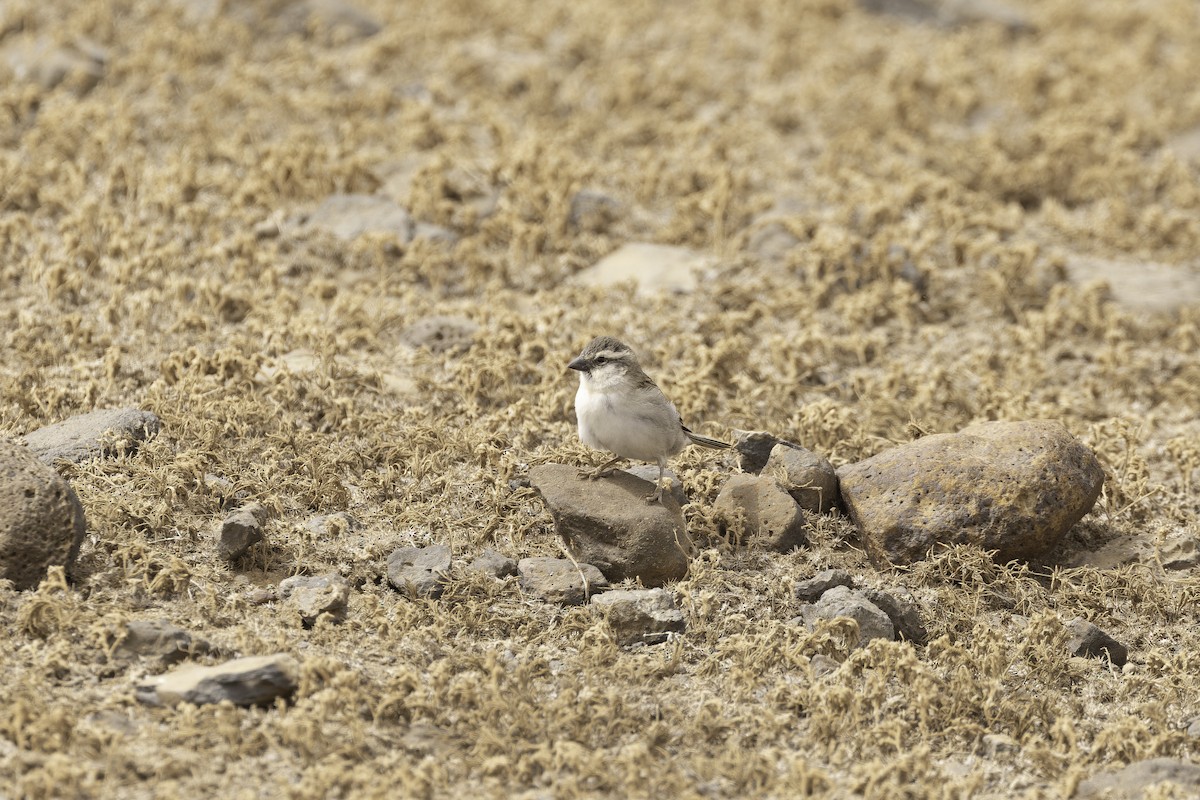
top-left (0, 440), bottom-right (87, 589)
top-left (713, 474), bottom-right (808, 552)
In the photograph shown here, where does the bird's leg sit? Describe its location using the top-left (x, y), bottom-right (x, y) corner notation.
top-left (581, 455), bottom-right (623, 480)
top-left (645, 457), bottom-right (667, 504)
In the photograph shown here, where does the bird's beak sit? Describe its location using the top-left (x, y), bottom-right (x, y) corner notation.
top-left (567, 355), bottom-right (587, 372)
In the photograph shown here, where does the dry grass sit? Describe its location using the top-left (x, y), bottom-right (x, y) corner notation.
top-left (1, 0), bottom-right (1199, 797)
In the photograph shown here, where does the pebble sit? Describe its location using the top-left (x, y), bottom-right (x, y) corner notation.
top-left (217, 503), bottom-right (269, 562)
top-left (794, 569), bottom-right (854, 603)
top-left (517, 557), bottom-right (608, 606)
top-left (0, 440), bottom-right (87, 590)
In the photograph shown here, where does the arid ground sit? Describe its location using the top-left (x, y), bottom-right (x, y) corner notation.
top-left (2, 0), bottom-right (1199, 797)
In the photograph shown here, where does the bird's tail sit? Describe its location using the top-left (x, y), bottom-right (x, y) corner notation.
top-left (685, 429), bottom-right (731, 450)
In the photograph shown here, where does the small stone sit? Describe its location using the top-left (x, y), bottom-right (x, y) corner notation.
top-left (1064, 618), bottom-right (1127, 666)
top-left (622, 465), bottom-right (687, 507)
top-left (245, 587), bottom-right (277, 605)
top-left (809, 653), bottom-right (840, 678)
top-left (731, 430), bottom-right (790, 474)
top-left (114, 619), bottom-right (209, 666)
top-left (764, 443), bottom-right (839, 513)
top-left (837, 420), bottom-right (1104, 567)
top-left (528, 464), bottom-right (691, 586)
top-left (794, 569), bottom-right (854, 602)
top-left (713, 474), bottom-right (808, 552)
top-left (568, 189), bottom-right (621, 234)
top-left (517, 557), bottom-right (608, 606)
top-left (136, 654), bottom-right (299, 707)
top-left (411, 221), bottom-right (458, 246)
top-left (800, 586), bottom-right (895, 649)
top-left (399, 315), bottom-right (478, 354)
top-left (217, 503), bottom-right (268, 562)
top-left (279, 574), bottom-right (350, 625)
top-left (1075, 758), bottom-right (1200, 800)
top-left (293, 0), bottom-right (382, 40)
top-left (591, 588), bottom-right (685, 646)
top-left (571, 242), bottom-right (714, 295)
top-left (386, 544), bottom-right (451, 598)
top-left (981, 733), bottom-right (1019, 757)
top-left (863, 587), bottom-right (928, 645)
top-left (22, 408), bottom-right (161, 465)
top-left (304, 194), bottom-right (412, 241)
top-left (465, 549), bottom-right (517, 579)
top-left (303, 512), bottom-right (360, 537)
top-left (0, 440), bottom-right (87, 590)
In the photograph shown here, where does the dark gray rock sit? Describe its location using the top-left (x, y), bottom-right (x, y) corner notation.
top-left (279, 574), bottom-right (350, 625)
top-left (465, 548), bottom-right (517, 579)
top-left (114, 619), bottom-right (209, 666)
top-left (518, 557), bottom-right (608, 606)
top-left (732, 430), bottom-right (789, 474)
top-left (1065, 618), bottom-right (1127, 666)
top-left (837, 421), bottom-right (1104, 567)
top-left (794, 569), bottom-right (854, 602)
top-left (799, 585), bottom-right (894, 648)
top-left (136, 654), bottom-right (299, 707)
top-left (387, 544), bottom-right (451, 598)
top-left (529, 464), bottom-right (691, 586)
top-left (22, 408), bottom-right (161, 465)
top-left (591, 588), bottom-right (685, 646)
top-left (1075, 758), bottom-right (1200, 800)
top-left (863, 587), bottom-right (928, 645)
top-left (0, 439), bottom-right (87, 589)
top-left (764, 443), bottom-right (839, 513)
top-left (217, 503), bottom-right (268, 562)
top-left (713, 474), bottom-right (808, 552)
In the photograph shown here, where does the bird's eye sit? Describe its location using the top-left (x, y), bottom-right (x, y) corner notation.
top-left (594, 356), bottom-right (607, 364)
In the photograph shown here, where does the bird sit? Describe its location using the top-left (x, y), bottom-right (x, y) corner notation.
top-left (567, 336), bottom-right (729, 503)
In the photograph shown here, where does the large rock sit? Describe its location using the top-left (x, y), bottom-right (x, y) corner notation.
top-left (713, 474), bottom-right (808, 552)
top-left (837, 421), bottom-right (1104, 567)
top-left (591, 588), bottom-right (685, 646)
top-left (518, 557), bottom-right (609, 606)
top-left (22, 408), bottom-right (161, 465)
top-left (763, 443), bottom-right (839, 513)
top-left (528, 464), bottom-right (691, 586)
top-left (136, 654), bottom-right (299, 707)
top-left (1075, 758), bottom-right (1200, 800)
top-left (0, 440), bottom-right (87, 589)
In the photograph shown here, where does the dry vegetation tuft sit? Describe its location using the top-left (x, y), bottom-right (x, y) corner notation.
top-left (1, 0), bottom-right (1199, 797)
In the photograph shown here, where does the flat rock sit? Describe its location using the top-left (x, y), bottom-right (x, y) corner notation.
top-left (764, 443), bottom-right (839, 513)
top-left (136, 654), bottom-right (299, 707)
top-left (591, 588), bottom-right (685, 646)
top-left (837, 420), bottom-right (1104, 567)
top-left (0, 440), bottom-right (87, 589)
top-left (800, 585), bottom-right (895, 649)
top-left (399, 315), bottom-right (478, 353)
top-left (1064, 618), bottom-right (1127, 666)
top-left (387, 544), bottom-right (451, 598)
top-left (572, 242), bottom-right (714, 294)
top-left (217, 503), bottom-right (268, 562)
top-left (465, 548), bottom-right (517, 579)
top-left (1065, 255), bottom-right (1200, 315)
top-left (518, 557), bottom-right (608, 606)
top-left (114, 619), bottom-right (209, 666)
top-left (713, 474), bottom-right (808, 552)
top-left (863, 587), bottom-right (928, 645)
top-left (794, 569), bottom-right (854, 602)
top-left (304, 194), bottom-right (412, 241)
top-left (529, 464), bottom-right (691, 586)
top-left (622, 464), bottom-right (687, 506)
top-left (22, 408), bottom-right (161, 465)
top-left (279, 574), bottom-right (350, 625)
top-left (1075, 758), bottom-right (1200, 800)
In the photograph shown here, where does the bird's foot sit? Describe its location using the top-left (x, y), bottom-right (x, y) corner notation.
top-left (644, 485), bottom-right (665, 504)
top-left (579, 466), bottom-right (613, 481)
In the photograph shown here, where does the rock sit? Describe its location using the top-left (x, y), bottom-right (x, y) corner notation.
top-left (1064, 618), bottom-right (1127, 666)
top-left (2, 37), bottom-right (106, 93)
top-left (571, 242), bottom-right (714, 294)
top-left (304, 194), bottom-right (412, 241)
top-left (764, 443), bottom-right (839, 513)
top-left (411, 221), bottom-right (458, 246)
top-left (22, 408), bottom-right (161, 465)
top-left (809, 653), bottom-right (840, 678)
top-left (1160, 531), bottom-right (1200, 570)
top-left (980, 733), bottom-right (1018, 757)
top-left (863, 587), bottom-right (928, 645)
top-left (732, 430), bottom-right (791, 474)
top-left (0, 440), bottom-right (87, 590)
top-left (622, 464), bottom-right (687, 507)
top-left (794, 569), bottom-right (854, 602)
top-left (591, 588), bottom-right (685, 646)
top-left (113, 619), bottom-right (209, 666)
top-left (136, 654), bottom-right (299, 707)
top-left (1065, 255), bottom-right (1200, 315)
top-left (387, 544), bottom-right (451, 598)
top-left (303, 512), bottom-right (360, 537)
top-left (1075, 758), bottom-right (1200, 800)
top-left (713, 474), bottom-right (808, 552)
top-left (217, 503), bottom-right (268, 562)
top-left (568, 189), bottom-right (621, 234)
top-left (837, 421), bottom-right (1104, 567)
top-left (289, 0), bottom-right (381, 40)
top-left (518, 557), bottom-right (608, 606)
top-left (856, 0), bottom-right (1032, 33)
top-left (465, 548), bottom-right (517, 579)
top-left (399, 315), bottom-right (478, 353)
top-left (799, 585), bottom-right (895, 648)
top-left (279, 574), bottom-right (350, 625)
top-left (528, 464), bottom-right (691, 586)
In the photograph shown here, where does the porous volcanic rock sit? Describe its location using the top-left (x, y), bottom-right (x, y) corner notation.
top-left (528, 464), bottom-right (691, 586)
top-left (764, 443), bottom-right (839, 513)
top-left (22, 407), bottom-right (161, 465)
top-left (837, 420), bottom-right (1104, 566)
top-left (713, 474), bottom-right (808, 552)
top-left (136, 654), bottom-right (299, 707)
top-left (0, 440), bottom-right (87, 589)
top-left (518, 557), bottom-right (608, 606)
top-left (591, 588), bottom-right (685, 646)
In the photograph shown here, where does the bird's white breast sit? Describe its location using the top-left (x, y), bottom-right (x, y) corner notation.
top-left (574, 375), bottom-right (687, 462)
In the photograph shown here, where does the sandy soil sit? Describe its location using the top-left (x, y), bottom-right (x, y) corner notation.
top-left (1, 0), bottom-right (1199, 797)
